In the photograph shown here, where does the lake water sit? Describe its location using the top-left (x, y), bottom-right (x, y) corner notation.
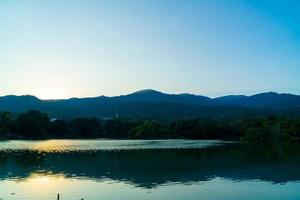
top-left (0, 139), bottom-right (299, 200)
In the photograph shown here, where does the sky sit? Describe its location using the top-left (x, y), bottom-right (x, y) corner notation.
top-left (1, 0), bottom-right (300, 99)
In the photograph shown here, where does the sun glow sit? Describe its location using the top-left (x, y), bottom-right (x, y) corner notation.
top-left (36, 87), bottom-right (68, 100)
top-left (33, 176), bottom-right (51, 184)
top-left (23, 173), bottom-right (66, 188)
top-left (32, 140), bottom-right (72, 153)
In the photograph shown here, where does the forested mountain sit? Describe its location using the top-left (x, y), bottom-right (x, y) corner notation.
top-left (0, 90), bottom-right (300, 120)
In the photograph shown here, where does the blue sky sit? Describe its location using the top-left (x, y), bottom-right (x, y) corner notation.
top-left (1, 0), bottom-right (300, 99)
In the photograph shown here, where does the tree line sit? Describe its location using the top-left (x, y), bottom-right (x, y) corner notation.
top-left (0, 110), bottom-right (300, 142)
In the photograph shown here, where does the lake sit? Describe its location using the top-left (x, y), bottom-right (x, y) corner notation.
top-left (0, 139), bottom-right (300, 200)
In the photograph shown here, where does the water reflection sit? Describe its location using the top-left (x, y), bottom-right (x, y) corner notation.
top-left (0, 142), bottom-right (300, 188)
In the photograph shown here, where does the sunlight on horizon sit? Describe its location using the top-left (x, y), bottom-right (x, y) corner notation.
top-left (36, 87), bottom-right (69, 100)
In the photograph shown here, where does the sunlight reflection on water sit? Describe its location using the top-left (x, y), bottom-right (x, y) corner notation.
top-left (1, 140), bottom-right (299, 200)
top-left (0, 139), bottom-right (228, 153)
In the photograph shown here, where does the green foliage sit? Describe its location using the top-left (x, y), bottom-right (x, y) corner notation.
top-left (18, 110), bottom-right (50, 138)
top-left (48, 119), bottom-right (68, 138)
top-left (129, 120), bottom-right (167, 139)
top-left (102, 119), bottom-right (141, 138)
top-left (0, 110), bottom-right (300, 142)
top-left (170, 118), bottom-right (240, 139)
top-left (69, 118), bottom-right (102, 138)
top-left (0, 112), bottom-right (14, 138)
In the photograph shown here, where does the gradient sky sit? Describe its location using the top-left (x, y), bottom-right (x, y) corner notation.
top-left (1, 0), bottom-right (300, 99)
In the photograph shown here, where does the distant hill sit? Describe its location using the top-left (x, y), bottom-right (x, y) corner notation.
top-left (215, 92), bottom-right (300, 108)
top-left (0, 90), bottom-right (300, 120)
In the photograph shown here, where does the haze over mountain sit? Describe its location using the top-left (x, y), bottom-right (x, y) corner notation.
top-left (0, 89), bottom-right (300, 120)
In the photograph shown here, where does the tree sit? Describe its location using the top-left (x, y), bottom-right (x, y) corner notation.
top-left (0, 112), bottom-right (13, 137)
top-left (129, 120), bottom-right (166, 139)
top-left (103, 119), bottom-right (138, 138)
top-left (49, 119), bottom-right (68, 138)
top-left (17, 110), bottom-right (50, 138)
top-left (70, 118), bottom-right (102, 138)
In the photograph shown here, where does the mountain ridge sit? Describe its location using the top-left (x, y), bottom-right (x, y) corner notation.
top-left (0, 89), bottom-right (300, 120)
top-left (1, 90), bottom-right (298, 101)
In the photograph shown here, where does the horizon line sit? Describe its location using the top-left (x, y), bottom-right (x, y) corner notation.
top-left (0, 89), bottom-right (298, 101)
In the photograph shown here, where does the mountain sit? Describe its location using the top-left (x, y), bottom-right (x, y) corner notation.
top-left (215, 92), bottom-right (300, 108)
top-left (214, 95), bottom-right (247, 104)
top-left (0, 95), bottom-right (43, 111)
top-left (0, 90), bottom-right (300, 120)
top-left (115, 89), bottom-right (211, 104)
